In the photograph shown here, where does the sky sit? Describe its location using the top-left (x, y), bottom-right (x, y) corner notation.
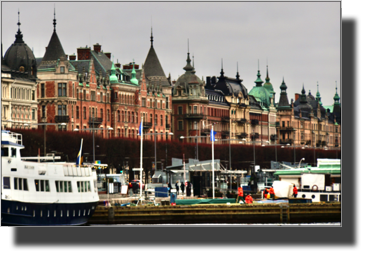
top-left (2, 1), bottom-right (340, 107)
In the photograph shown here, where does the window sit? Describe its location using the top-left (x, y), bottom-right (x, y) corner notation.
top-left (178, 106), bottom-right (183, 115)
top-left (194, 106), bottom-right (197, 114)
top-left (3, 177), bottom-right (10, 189)
top-left (11, 147), bottom-right (16, 158)
top-left (91, 91), bottom-right (96, 101)
top-left (32, 109), bottom-right (36, 120)
top-left (58, 105), bottom-right (67, 116)
top-left (155, 114), bottom-right (158, 126)
top-left (14, 178), bottom-right (28, 191)
top-left (41, 83), bottom-right (45, 98)
top-left (83, 90), bottom-right (86, 100)
top-left (60, 66), bottom-right (65, 73)
top-left (1, 147), bottom-right (9, 157)
top-left (166, 97), bottom-right (169, 109)
top-left (142, 98), bottom-right (146, 107)
top-left (58, 83), bottom-right (67, 96)
top-left (107, 109), bottom-right (110, 121)
top-left (34, 180), bottom-right (50, 192)
top-left (77, 181), bottom-right (91, 192)
top-left (100, 109), bottom-right (103, 119)
top-left (42, 105), bottom-right (46, 118)
top-left (100, 93), bottom-right (103, 102)
top-left (55, 181), bottom-right (72, 193)
top-left (83, 107), bottom-right (86, 119)
top-left (76, 106), bottom-right (79, 119)
top-left (178, 120), bottom-right (183, 131)
top-left (160, 115), bottom-right (163, 126)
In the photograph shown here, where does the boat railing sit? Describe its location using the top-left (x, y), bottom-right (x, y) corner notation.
top-left (63, 165), bottom-right (92, 177)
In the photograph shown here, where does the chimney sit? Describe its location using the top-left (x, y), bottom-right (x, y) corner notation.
top-left (295, 93), bottom-right (300, 101)
top-left (123, 63), bottom-right (139, 70)
top-left (105, 52), bottom-right (111, 59)
top-left (77, 47), bottom-right (91, 60)
top-left (69, 54), bottom-right (76, 60)
top-left (93, 43), bottom-right (101, 53)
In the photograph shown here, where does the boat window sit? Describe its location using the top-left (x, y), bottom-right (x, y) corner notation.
top-left (77, 181), bottom-right (91, 193)
top-left (55, 181), bottom-right (72, 193)
top-left (1, 147), bottom-right (9, 157)
top-left (3, 177), bottom-right (10, 189)
top-left (35, 180), bottom-right (49, 192)
top-left (15, 177), bottom-right (27, 190)
top-left (11, 147), bottom-right (16, 158)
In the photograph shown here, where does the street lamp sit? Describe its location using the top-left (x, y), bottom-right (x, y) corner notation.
top-left (17, 121), bottom-right (67, 157)
top-left (74, 126), bottom-right (113, 163)
top-left (298, 157), bottom-right (305, 168)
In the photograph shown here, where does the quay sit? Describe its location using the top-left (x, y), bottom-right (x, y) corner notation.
top-left (88, 195), bottom-right (341, 224)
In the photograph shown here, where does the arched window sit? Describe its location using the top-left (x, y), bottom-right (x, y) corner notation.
top-left (117, 110), bottom-right (120, 122)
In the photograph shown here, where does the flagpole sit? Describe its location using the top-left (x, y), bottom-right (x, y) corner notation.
top-left (140, 116), bottom-right (143, 203)
top-left (212, 124), bottom-right (215, 199)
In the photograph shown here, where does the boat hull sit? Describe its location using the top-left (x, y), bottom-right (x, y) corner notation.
top-left (1, 199), bottom-right (98, 226)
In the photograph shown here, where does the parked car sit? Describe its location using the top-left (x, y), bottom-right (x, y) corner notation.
top-left (128, 180), bottom-right (145, 191)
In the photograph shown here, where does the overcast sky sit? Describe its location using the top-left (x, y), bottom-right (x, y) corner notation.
top-left (2, 1), bottom-right (340, 106)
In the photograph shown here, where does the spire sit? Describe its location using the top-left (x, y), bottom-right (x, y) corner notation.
top-left (183, 39), bottom-right (194, 73)
top-left (334, 81), bottom-right (340, 105)
top-left (15, 10), bottom-right (24, 43)
top-left (265, 65), bottom-right (270, 82)
top-left (109, 56), bottom-right (118, 83)
top-left (236, 62), bottom-right (240, 80)
top-left (316, 81), bottom-right (322, 105)
top-left (300, 84), bottom-right (307, 103)
top-left (150, 26), bottom-right (153, 48)
top-left (280, 77), bottom-right (287, 92)
top-left (130, 59), bottom-right (139, 85)
top-left (53, 7), bottom-right (56, 32)
top-left (220, 58), bottom-right (224, 77)
top-left (254, 62), bottom-right (263, 86)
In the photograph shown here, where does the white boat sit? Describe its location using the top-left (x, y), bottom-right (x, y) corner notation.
top-left (272, 159), bottom-right (341, 203)
top-left (1, 130), bottom-right (99, 226)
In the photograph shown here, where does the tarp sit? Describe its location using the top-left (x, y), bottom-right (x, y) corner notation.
top-left (273, 181), bottom-right (293, 198)
top-left (175, 198), bottom-right (236, 205)
top-left (301, 174), bottom-right (325, 190)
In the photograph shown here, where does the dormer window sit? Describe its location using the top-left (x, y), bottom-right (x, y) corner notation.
top-left (19, 66), bottom-right (25, 72)
top-left (60, 66), bottom-right (65, 73)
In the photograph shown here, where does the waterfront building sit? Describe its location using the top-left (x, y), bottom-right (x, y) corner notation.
top-left (1, 13), bottom-right (38, 130)
top-left (276, 80), bottom-right (341, 151)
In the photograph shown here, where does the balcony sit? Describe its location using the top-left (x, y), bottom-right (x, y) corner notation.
top-left (221, 116), bottom-right (230, 122)
top-left (279, 126), bottom-right (295, 132)
top-left (201, 128), bottom-right (210, 135)
top-left (250, 133), bottom-right (259, 140)
top-left (221, 130), bottom-right (230, 136)
top-left (236, 118), bottom-right (247, 124)
top-left (236, 132), bottom-right (248, 138)
top-left (251, 119), bottom-right (259, 125)
top-left (88, 117), bottom-right (103, 125)
top-left (280, 139), bottom-right (293, 145)
top-left (184, 113), bottom-right (204, 119)
top-left (55, 115), bottom-right (70, 123)
top-left (143, 122), bottom-right (153, 128)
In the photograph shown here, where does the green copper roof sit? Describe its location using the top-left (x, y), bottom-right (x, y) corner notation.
top-left (109, 60), bottom-right (118, 83)
top-left (248, 69), bottom-right (270, 109)
top-left (130, 61), bottom-right (139, 85)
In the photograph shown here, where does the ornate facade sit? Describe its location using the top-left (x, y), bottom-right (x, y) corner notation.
top-left (1, 13), bottom-right (38, 130)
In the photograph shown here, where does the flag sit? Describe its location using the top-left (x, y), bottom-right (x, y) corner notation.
top-left (138, 120), bottom-right (143, 135)
top-left (76, 138), bottom-right (83, 166)
top-left (210, 127), bottom-right (217, 142)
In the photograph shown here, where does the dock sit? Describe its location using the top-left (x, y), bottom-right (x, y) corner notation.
top-left (88, 201), bottom-right (341, 224)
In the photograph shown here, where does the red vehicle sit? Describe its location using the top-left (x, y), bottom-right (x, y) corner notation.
top-left (128, 180), bottom-right (145, 190)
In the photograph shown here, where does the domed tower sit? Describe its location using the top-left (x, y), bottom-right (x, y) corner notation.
top-left (3, 11), bottom-right (37, 81)
top-left (248, 67), bottom-right (270, 110)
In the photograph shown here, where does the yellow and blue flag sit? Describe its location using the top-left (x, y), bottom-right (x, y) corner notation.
top-left (76, 138), bottom-right (83, 166)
